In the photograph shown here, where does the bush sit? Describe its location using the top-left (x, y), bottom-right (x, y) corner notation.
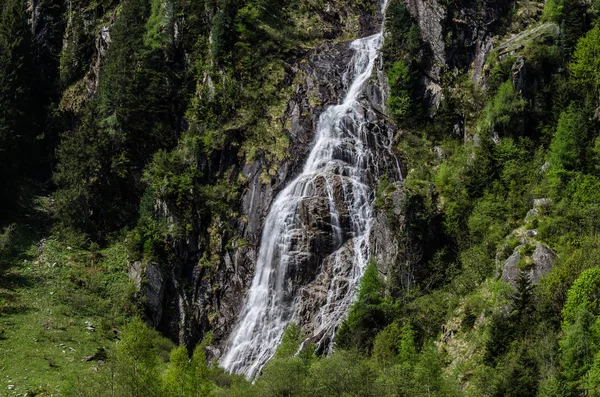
top-left (478, 80), bottom-right (526, 137)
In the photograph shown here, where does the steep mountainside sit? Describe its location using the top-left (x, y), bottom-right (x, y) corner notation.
top-left (3, 0), bottom-right (600, 394)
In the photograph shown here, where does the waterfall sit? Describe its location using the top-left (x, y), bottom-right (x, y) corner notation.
top-left (221, 11), bottom-right (387, 378)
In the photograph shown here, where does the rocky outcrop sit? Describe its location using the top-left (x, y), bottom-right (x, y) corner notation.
top-left (295, 238), bottom-right (358, 347)
top-left (405, 0), bottom-right (446, 81)
top-left (445, 0), bottom-right (512, 80)
top-left (211, 40), bottom-right (358, 344)
top-left (137, 3), bottom-right (400, 349)
top-left (501, 243), bottom-right (556, 288)
top-left (402, 0), bottom-right (513, 106)
top-left (128, 261), bottom-right (166, 327)
top-left (370, 185), bottom-right (406, 280)
top-left (499, 198), bottom-right (557, 288)
top-left (214, 39), bottom-right (399, 348)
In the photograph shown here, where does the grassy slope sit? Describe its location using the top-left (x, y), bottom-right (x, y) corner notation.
top-left (0, 197), bottom-right (138, 396)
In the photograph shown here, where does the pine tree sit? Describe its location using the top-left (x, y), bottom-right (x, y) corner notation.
top-left (0, 0), bottom-right (35, 220)
top-left (53, 0), bottom-right (179, 240)
top-left (512, 270), bottom-right (535, 326)
top-left (336, 260), bottom-right (391, 352)
top-left (570, 24), bottom-right (600, 105)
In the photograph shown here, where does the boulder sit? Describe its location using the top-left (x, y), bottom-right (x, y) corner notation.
top-left (501, 243), bottom-right (556, 288)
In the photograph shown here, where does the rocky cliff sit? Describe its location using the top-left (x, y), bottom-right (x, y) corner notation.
top-left (34, 0), bottom-right (520, 353)
top-left (132, 0), bottom-right (519, 352)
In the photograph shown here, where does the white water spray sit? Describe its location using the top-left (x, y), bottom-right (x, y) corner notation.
top-left (221, 9), bottom-right (387, 378)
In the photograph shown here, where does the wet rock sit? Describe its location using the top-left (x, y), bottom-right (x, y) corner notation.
top-left (205, 345), bottom-right (221, 362)
top-left (295, 239), bottom-right (357, 347)
top-left (371, 185), bottom-right (406, 278)
top-left (140, 9), bottom-right (400, 352)
top-left (405, 0), bottom-right (446, 82)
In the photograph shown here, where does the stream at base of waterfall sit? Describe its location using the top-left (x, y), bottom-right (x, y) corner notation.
top-left (220, 11), bottom-right (387, 378)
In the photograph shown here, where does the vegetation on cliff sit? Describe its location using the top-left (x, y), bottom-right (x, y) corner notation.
top-left (3, 0), bottom-right (600, 395)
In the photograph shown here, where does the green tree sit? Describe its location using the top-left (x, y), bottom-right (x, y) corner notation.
top-left (583, 350), bottom-right (600, 396)
top-left (54, 0), bottom-right (179, 240)
top-left (387, 60), bottom-right (413, 119)
top-left (398, 323), bottom-right (418, 366)
top-left (560, 0), bottom-right (587, 55)
top-left (253, 324), bottom-right (312, 397)
top-left (372, 322), bottom-right (401, 368)
top-left (162, 344), bottom-right (213, 397)
top-left (570, 23), bottom-right (600, 105)
top-left (478, 80), bottom-right (526, 137)
top-left (492, 342), bottom-right (538, 397)
top-left (66, 317), bottom-right (165, 397)
top-left (548, 105), bottom-right (587, 172)
top-left (563, 267), bottom-right (600, 325)
top-left (512, 271), bottom-right (535, 327)
top-left (412, 344), bottom-right (457, 397)
top-left (0, 0), bottom-right (35, 219)
top-left (336, 259), bottom-right (392, 352)
top-left (112, 318), bottom-right (163, 397)
top-left (308, 350), bottom-right (377, 397)
top-left (560, 306), bottom-right (599, 396)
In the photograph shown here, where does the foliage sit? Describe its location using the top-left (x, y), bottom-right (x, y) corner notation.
top-left (478, 80), bottom-right (526, 137)
top-left (562, 268), bottom-right (600, 326)
top-left (387, 60), bottom-right (413, 118)
top-left (547, 105), bottom-right (587, 172)
top-left (336, 259), bottom-right (395, 352)
top-left (7, 0), bottom-right (600, 394)
top-left (0, 0), bottom-right (37, 219)
top-left (570, 23), bottom-right (600, 105)
top-left (162, 344), bottom-right (213, 397)
top-left (383, 0), bottom-right (423, 125)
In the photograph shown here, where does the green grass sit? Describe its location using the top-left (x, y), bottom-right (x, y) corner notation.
top-left (0, 199), bottom-right (137, 396)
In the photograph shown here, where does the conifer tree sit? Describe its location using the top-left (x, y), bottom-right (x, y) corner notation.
top-left (54, 0), bottom-right (178, 240)
top-left (512, 270), bottom-right (535, 327)
top-left (0, 0), bottom-right (35, 220)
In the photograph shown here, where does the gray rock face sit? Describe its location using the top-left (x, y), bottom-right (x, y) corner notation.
top-left (402, 0), bottom-right (512, 106)
top-left (216, 38), bottom-right (400, 350)
top-left (405, 0), bottom-right (446, 81)
top-left (501, 244), bottom-right (556, 288)
top-left (138, 24), bottom-right (400, 349)
top-left (371, 186), bottom-right (406, 280)
top-left (530, 244), bottom-right (556, 284)
top-left (128, 261), bottom-right (165, 327)
top-left (212, 40), bottom-right (359, 345)
top-left (501, 249), bottom-right (522, 287)
top-left (144, 263), bottom-right (166, 327)
top-left (295, 239), bottom-right (357, 346)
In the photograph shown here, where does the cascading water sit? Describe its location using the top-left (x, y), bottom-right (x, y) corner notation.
top-left (221, 8), bottom-right (387, 378)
